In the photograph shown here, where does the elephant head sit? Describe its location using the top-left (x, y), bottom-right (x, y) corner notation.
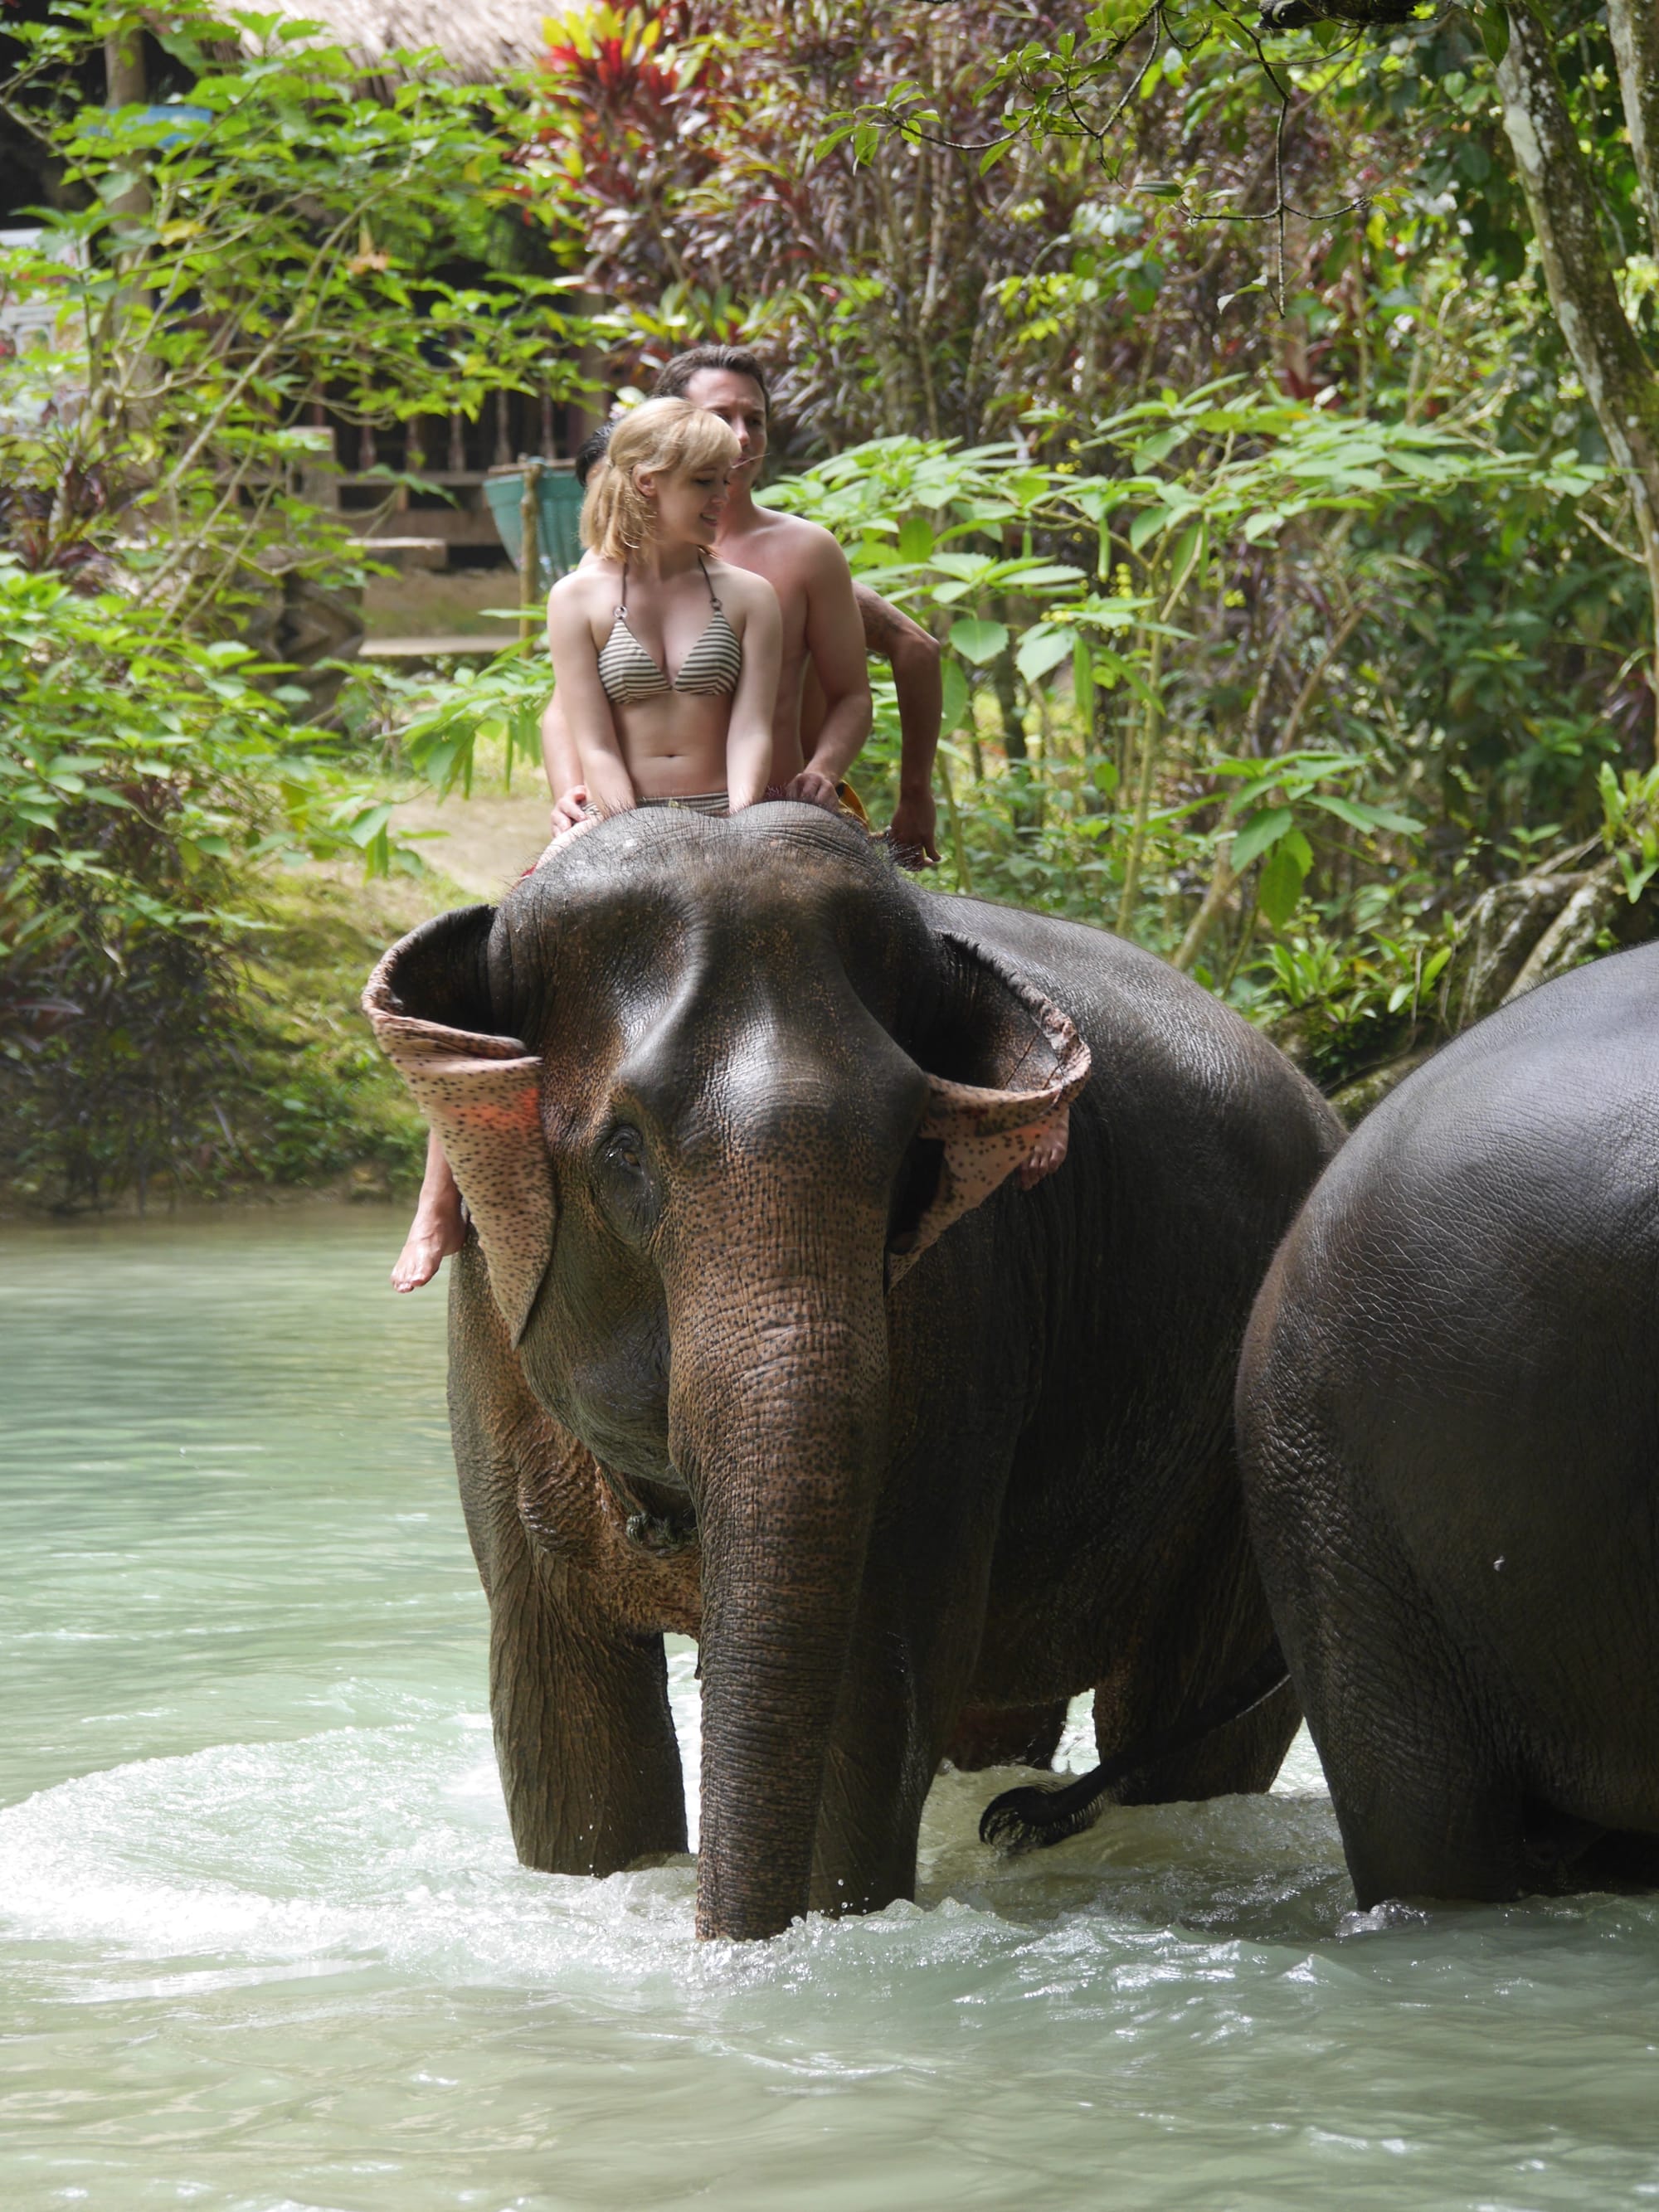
top-left (364, 806), bottom-right (1088, 1937)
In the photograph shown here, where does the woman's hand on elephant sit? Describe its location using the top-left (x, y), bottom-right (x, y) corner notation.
top-left (1017, 1106), bottom-right (1070, 1191)
top-left (550, 783), bottom-right (589, 836)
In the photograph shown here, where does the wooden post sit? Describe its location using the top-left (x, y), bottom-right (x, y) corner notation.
top-left (304, 397), bottom-right (337, 510)
top-left (518, 459), bottom-right (542, 644)
top-left (104, 19), bottom-right (148, 224)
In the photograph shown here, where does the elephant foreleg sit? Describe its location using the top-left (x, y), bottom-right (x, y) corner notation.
top-left (809, 1502), bottom-right (1000, 1917)
top-left (449, 1235), bottom-right (688, 1876)
top-left (488, 1542), bottom-right (688, 1875)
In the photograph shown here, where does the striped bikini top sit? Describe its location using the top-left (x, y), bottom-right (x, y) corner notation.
top-left (597, 554), bottom-right (742, 705)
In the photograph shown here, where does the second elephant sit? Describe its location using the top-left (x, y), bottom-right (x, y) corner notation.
top-left (1238, 943), bottom-right (1659, 1908)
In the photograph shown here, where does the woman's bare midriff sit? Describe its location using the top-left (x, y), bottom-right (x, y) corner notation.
top-left (609, 691), bottom-right (733, 800)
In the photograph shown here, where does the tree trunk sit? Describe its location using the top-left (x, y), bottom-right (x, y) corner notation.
top-left (1259, 0), bottom-right (1659, 739)
top-left (1495, 4), bottom-right (1659, 737)
top-left (103, 26), bottom-right (148, 221)
top-left (1608, 0), bottom-right (1659, 257)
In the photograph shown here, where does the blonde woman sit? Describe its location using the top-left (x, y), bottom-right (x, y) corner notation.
top-left (392, 397), bottom-right (781, 1291)
top-left (547, 396), bottom-right (781, 824)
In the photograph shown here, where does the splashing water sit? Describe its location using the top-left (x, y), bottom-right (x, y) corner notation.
top-left (3, 1209), bottom-right (1657, 2211)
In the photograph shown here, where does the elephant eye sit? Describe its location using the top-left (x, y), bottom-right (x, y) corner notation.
top-left (596, 1123), bottom-right (658, 1239)
top-left (602, 1126), bottom-right (647, 1177)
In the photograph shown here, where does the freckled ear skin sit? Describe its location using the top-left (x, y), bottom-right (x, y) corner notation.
top-left (363, 909), bottom-right (553, 1346)
top-left (891, 930), bottom-right (1092, 1283)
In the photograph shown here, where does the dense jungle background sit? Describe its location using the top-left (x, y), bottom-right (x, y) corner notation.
top-left (2, 0), bottom-right (1657, 1208)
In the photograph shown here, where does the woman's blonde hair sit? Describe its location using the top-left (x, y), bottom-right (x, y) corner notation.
top-left (580, 398), bottom-right (740, 563)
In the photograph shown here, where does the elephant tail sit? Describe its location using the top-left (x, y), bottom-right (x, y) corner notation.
top-left (977, 1648), bottom-right (1292, 1855)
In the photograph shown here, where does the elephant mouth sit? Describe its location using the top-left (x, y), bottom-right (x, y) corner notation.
top-left (606, 1461), bottom-right (699, 1557)
top-left (625, 1503), bottom-right (700, 1557)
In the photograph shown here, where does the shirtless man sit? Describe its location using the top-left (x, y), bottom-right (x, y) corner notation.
top-left (543, 344), bottom-right (941, 863)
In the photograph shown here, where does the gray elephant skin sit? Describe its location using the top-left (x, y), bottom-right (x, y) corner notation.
top-left (1238, 942), bottom-right (1659, 1908)
top-left (366, 805), bottom-right (1339, 1940)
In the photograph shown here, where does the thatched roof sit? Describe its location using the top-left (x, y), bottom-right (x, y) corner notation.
top-left (248, 0), bottom-right (557, 84)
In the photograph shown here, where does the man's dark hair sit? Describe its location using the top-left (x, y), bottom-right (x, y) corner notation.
top-left (573, 418), bottom-right (613, 488)
top-left (652, 343), bottom-right (771, 419)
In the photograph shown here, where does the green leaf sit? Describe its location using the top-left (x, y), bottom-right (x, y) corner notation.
top-left (1073, 638), bottom-right (1097, 727)
top-left (344, 802), bottom-right (396, 848)
top-left (950, 617), bottom-right (1010, 664)
top-left (1258, 836), bottom-right (1310, 928)
top-left (1015, 626), bottom-right (1076, 683)
top-left (1366, 805), bottom-right (1426, 836)
top-left (1230, 805), bottom-right (1294, 871)
top-left (1129, 506), bottom-right (1170, 552)
top-left (1310, 794), bottom-right (1379, 833)
top-left (1478, 3), bottom-right (1511, 66)
top-left (897, 513), bottom-right (935, 563)
top-left (1165, 518), bottom-right (1206, 596)
top-left (941, 655), bottom-right (971, 732)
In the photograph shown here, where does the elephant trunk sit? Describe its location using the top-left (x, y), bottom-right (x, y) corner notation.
top-left (666, 1222), bottom-right (889, 1942)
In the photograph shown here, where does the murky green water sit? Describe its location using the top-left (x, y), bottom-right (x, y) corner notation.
top-left (3, 1209), bottom-right (1658, 2211)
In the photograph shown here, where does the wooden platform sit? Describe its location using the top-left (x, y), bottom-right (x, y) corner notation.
top-left (358, 634), bottom-right (508, 661)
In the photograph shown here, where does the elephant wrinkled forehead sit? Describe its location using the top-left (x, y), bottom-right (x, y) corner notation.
top-left (497, 804), bottom-right (918, 963)
top-left (488, 805), bottom-right (932, 1062)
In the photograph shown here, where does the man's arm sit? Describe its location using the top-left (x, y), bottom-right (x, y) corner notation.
top-left (855, 583), bottom-right (941, 866)
top-left (540, 693), bottom-right (588, 834)
top-left (789, 528), bottom-right (872, 809)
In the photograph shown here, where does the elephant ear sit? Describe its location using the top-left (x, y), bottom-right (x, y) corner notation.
top-left (363, 908), bottom-right (552, 1345)
top-left (889, 929), bottom-right (1091, 1286)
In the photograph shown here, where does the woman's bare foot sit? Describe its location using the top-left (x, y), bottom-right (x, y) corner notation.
top-left (392, 1135), bottom-right (467, 1291)
top-left (1018, 1105), bottom-right (1070, 1191)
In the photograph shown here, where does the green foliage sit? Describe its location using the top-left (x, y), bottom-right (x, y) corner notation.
top-left (0, 3), bottom-right (591, 1204)
top-left (0, 556), bottom-right (411, 1201)
top-left (1599, 763), bottom-right (1659, 906)
top-left (388, 648), bottom-right (551, 799)
top-left (7, 0), bottom-right (1656, 1206)
top-left (518, 1), bottom-right (1368, 446)
top-left (1, 2), bottom-right (587, 614)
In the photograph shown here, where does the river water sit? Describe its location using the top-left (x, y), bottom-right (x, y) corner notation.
top-left (3, 1209), bottom-right (1657, 2211)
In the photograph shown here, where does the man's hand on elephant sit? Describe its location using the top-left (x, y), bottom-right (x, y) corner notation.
top-left (785, 766), bottom-right (842, 814)
top-left (888, 790), bottom-right (940, 869)
top-left (550, 783), bottom-right (589, 836)
top-left (1018, 1106), bottom-right (1070, 1191)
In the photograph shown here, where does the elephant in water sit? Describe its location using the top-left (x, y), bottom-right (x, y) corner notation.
top-left (1238, 943), bottom-right (1659, 1909)
top-left (366, 805), bottom-right (1339, 1940)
